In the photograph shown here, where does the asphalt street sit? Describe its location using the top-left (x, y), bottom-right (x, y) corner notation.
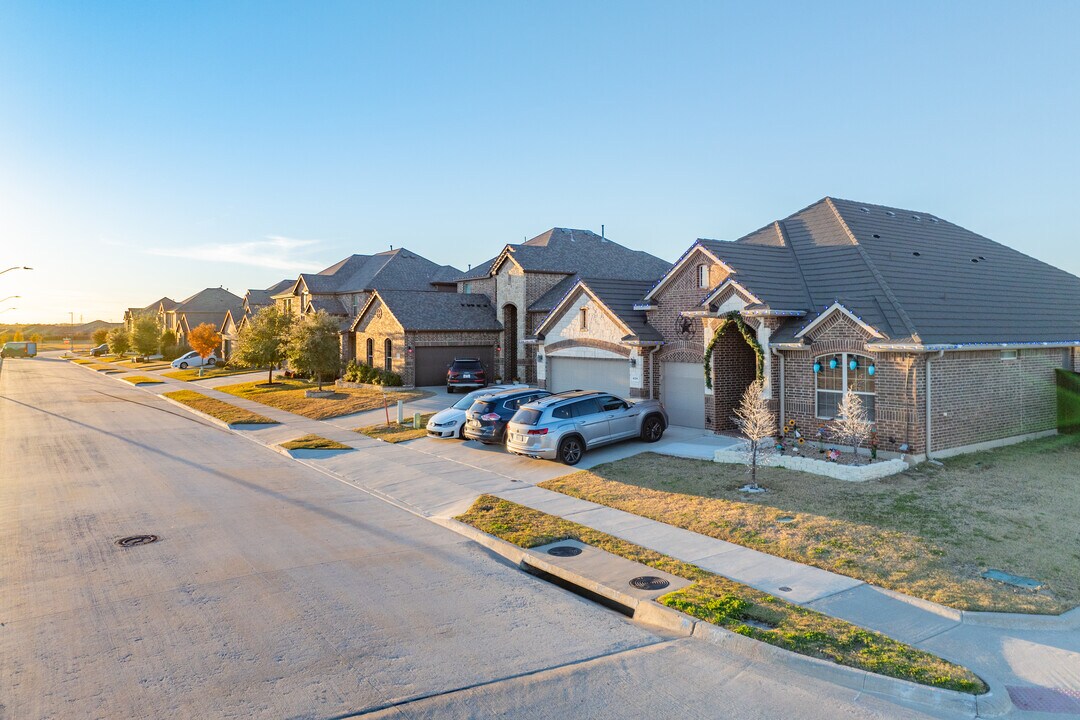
top-left (0, 356), bottom-right (952, 719)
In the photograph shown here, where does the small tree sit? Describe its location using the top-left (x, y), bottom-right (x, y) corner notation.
top-left (234, 305), bottom-right (291, 385)
top-left (285, 310), bottom-right (341, 391)
top-left (29, 333), bottom-right (43, 344)
top-left (188, 322), bottom-right (221, 376)
top-left (106, 326), bottom-right (131, 357)
top-left (129, 316), bottom-right (161, 360)
top-left (732, 378), bottom-right (776, 488)
top-left (831, 390), bottom-right (873, 461)
top-left (12, 331), bottom-right (24, 341)
top-left (0, 332), bottom-right (9, 344)
top-left (92, 328), bottom-right (109, 345)
top-left (159, 329), bottom-right (179, 358)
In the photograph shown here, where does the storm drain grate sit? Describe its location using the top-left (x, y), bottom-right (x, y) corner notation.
top-left (116, 535), bottom-right (160, 548)
top-left (629, 576), bottom-right (670, 591)
top-left (547, 546), bottom-right (583, 557)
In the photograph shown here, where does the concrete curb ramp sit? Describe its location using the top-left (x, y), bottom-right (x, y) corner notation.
top-left (433, 517), bottom-right (1012, 719)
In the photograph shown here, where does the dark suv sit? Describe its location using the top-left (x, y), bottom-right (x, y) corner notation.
top-left (446, 357), bottom-right (488, 393)
top-left (463, 387), bottom-right (551, 445)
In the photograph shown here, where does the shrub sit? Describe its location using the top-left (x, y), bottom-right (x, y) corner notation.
top-left (92, 328), bottom-right (109, 345)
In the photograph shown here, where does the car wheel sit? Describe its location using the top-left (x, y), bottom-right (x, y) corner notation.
top-left (457, 425), bottom-right (466, 439)
top-left (641, 416), bottom-right (664, 443)
top-left (446, 386), bottom-right (454, 394)
top-left (558, 436), bottom-right (584, 466)
top-left (179, 362), bottom-right (188, 369)
top-left (207, 358), bottom-right (216, 366)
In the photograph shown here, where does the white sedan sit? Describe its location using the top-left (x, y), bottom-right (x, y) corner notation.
top-left (171, 350), bottom-right (218, 370)
top-left (426, 384), bottom-right (525, 439)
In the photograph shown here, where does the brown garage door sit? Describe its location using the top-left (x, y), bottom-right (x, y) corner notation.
top-left (414, 345), bottom-right (496, 387)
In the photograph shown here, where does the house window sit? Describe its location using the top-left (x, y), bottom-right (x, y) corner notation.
top-left (1001, 349), bottom-right (1018, 361)
top-left (463, 282), bottom-right (472, 294)
top-left (697, 264), bottom-right (709, 289)
top-left (815, 353), bottom-right (875, 422)
top-left (384, 338), bottom-right (392, 373)
top-left (366, 338), bottom-right (374, 366)
top-left (580, 307), bottom-right (588, 330)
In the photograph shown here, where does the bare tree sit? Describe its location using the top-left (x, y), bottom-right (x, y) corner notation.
top-left (831, 390), bottom-right (873, 461)
top-left (733, 378), bottom-right (776, 488)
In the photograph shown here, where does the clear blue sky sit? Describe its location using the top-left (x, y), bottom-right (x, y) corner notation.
top-left (2, 1), bottom-right (1078, 324)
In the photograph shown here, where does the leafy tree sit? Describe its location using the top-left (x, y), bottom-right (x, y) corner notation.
top-left (732, 378), bottom-right (776, 488)
top-left (159, 329), bottom-right (179, 358)
top-left (285, 310), bottom-right (341, 391)
top-left (187, 323), bottom-right (220, 376)
top-left (92, 328), bottom-right (109, 345)
top-left (130, 316), bottom-right (161, 359)
top-left (234, 305), bottom-right (291, 385)
top-left (106, 326), bottom-right (131, 357)
top-left (831, 390), bottom-right (873, 461)
top-left (12, 331), bottom-right (24, 341)
top-left (0, 332), bottom-right (9, 344)
top-left (29, 333), bottom-right (43, 344)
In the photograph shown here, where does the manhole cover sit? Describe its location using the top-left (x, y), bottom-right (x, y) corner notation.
top-left (629, 576), bottom-right (670, 591)
top-left (116, 535), bottom-right (160, 548)
top-left (547, 546), bottom-right (582, 557)
top-left (778, 586), bottom-right (792, 592)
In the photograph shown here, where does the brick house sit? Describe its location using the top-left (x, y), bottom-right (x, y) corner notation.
top-left (219, 278), bottom-right (292, 360)
top-left (531, 278), bottom-right (661, 397)
top-left (272, 249), bottom-right (460, 361)
top-left (124, 297), bottom-right (175, 334)
top-left (452, 228), bottom-right (670, 383)
top-left (161, 287), bottom-right (243, 348)
top-left (639, 197), bottom-right (1080, 459)
top-left (350, 290), bottom-right (501, 387)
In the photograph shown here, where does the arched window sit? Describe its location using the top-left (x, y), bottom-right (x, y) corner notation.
top-left (697, 264), bottom-right (709, 289)
top-left (815, 353), bottom-right (875, 421)
top-left (384, 338), bottom-right (392, 373)
top-left (365, 338), bottom-right (374, 366)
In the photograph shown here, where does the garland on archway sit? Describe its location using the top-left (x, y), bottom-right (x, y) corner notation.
top-left (703, 311), bottom-right (765, 389)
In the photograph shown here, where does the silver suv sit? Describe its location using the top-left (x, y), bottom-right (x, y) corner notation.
top-left (505, 391), bottom-right (667, 465)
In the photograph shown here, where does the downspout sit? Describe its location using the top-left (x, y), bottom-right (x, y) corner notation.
top-left (925, 350), bottom-right (944, 460)
top-left (649, 345), bottom-right (661, 399)
top-left (771, 347), bottom-right (785, 428)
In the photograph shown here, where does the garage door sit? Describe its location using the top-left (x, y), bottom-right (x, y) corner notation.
top-left (662, 362), bottom-right (706, 428)
top-left (414, 345), bottom-right (496, 387)
top-left (548, 356), bottom-right (630, 397)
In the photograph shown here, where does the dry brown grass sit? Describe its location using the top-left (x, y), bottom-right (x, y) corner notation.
top-left (279, 434), bottom-right (351, 451)
top-left (162, 390), bottom-right (278, 426)
top-left (114, 359), bottom-right (172, 371)
top-left (217, 378), bottom-right (428, 420)
top-left (356, 413), bottom-right (435, 443)
top-left (540, 435), bottom-right (1080, 613)
top-left (121, 375), bottom-right (163, 385)
top-left (456, 495), bottom-right (986, 695)
top-left (162, 365), bottom-right (262, 382)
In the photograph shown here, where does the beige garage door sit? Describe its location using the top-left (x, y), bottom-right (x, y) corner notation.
top-left (662, 362), bottom-right (706, 428)
top-left (548, 356), bottom-right (631, 398)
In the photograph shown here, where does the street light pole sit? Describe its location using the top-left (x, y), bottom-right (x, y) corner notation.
top-left (70, 311), bottom-right (75, 353)
top-left (0, 266), bottom-right (33, 276)
top-left (0, 296), bottom-right (19, 303)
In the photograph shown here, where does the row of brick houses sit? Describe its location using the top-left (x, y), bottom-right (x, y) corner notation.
top-left (124, 196), bottom-right (1080, 459)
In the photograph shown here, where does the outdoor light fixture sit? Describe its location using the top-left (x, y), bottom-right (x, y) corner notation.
top-left (407, 345), bottom-right (413, 354)
top-left (495, 344), bottom-right (501, 353)
top-left (537, 354), bottom-right (544, 363)
top-left (813, 361), bottom-right (822, 373)
top-left (629, 357), bottom-right (637, 368)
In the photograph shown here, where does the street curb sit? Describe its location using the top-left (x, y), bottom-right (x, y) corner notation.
top-left (431, 518), bottom-right (1006, 718)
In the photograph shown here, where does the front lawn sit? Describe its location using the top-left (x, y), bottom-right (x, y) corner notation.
top-left (163, 390), bottom-right (278, 425)
top-left (539, 435), bottom-right (1080, 614)
top-left (279, 434), bottom-right (352, 451)
top-left (121, 375), bottom-right (163, 385)
top-left (356, 413), bottom-right (435, 443)
top-left (113, 359), bottom-right (172, 371)
top-left (162, 365), bottom-right (264, 382)
top-left (456, 496), bottom-right (987, 695)
top-left (216, 378), bottom-right (428, 420)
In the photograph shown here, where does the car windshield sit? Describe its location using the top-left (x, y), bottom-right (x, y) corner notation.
top-left (510, 408), bottom-right (542, 426)
top-left (452, 393), bottom-right (481, 410)
top-left (453, 360), bottom-right (482, 370)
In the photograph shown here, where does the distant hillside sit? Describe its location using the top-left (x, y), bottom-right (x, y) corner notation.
top-left (0, 320), bottom-right (122, 339)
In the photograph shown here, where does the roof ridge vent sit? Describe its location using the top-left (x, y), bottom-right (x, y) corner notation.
top-left (886, 210), bottom-right (896, 217)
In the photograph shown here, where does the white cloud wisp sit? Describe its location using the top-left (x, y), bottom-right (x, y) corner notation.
top-left (147, 236), bottom-right (325, 272)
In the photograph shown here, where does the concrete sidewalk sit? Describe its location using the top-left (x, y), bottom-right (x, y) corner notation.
top-left (97, 364), bottom-right (1080, 716)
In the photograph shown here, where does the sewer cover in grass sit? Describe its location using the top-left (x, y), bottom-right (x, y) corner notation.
top-left (777, 516), bottom-right (796, 523)
top-left (982, 569), bottom-right (1045, 590)
top-left (738, 484), bottom-right (767, 494)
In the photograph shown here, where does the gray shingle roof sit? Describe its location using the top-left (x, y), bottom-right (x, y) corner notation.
top-left (299, 249), bottom-right (462, 294)
top-left (452, 228), bottom-right (671, 283)
top-left (537, 278), bottom-right (661, 342)
top-left (699, 197), bottom-right (1080, 346)
top-left (175, 287), bottom-right (244, 313)
top-left (369, 291), bottom-right (502, 332)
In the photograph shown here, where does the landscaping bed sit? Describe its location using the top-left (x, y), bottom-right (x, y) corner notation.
top-left (538, 438), bottom-right (1080, 614)
top-left (216, 378), bottom-right (428, 420)
top-left (356, 413), bottom-right (434, 443)
top-left (456, 495), bottom-right (987, 695)
top-left (121, 375), bottom-right (163, 385)
top-left (279, 434), bottom-right (351, 451)
top-left (162, 390), bottom-right (278, 425)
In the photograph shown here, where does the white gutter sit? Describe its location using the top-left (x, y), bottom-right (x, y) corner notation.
top-left (870, 341), bottom-right (1080, 352)
top-left (925, 349), bottom-right (944, 460)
